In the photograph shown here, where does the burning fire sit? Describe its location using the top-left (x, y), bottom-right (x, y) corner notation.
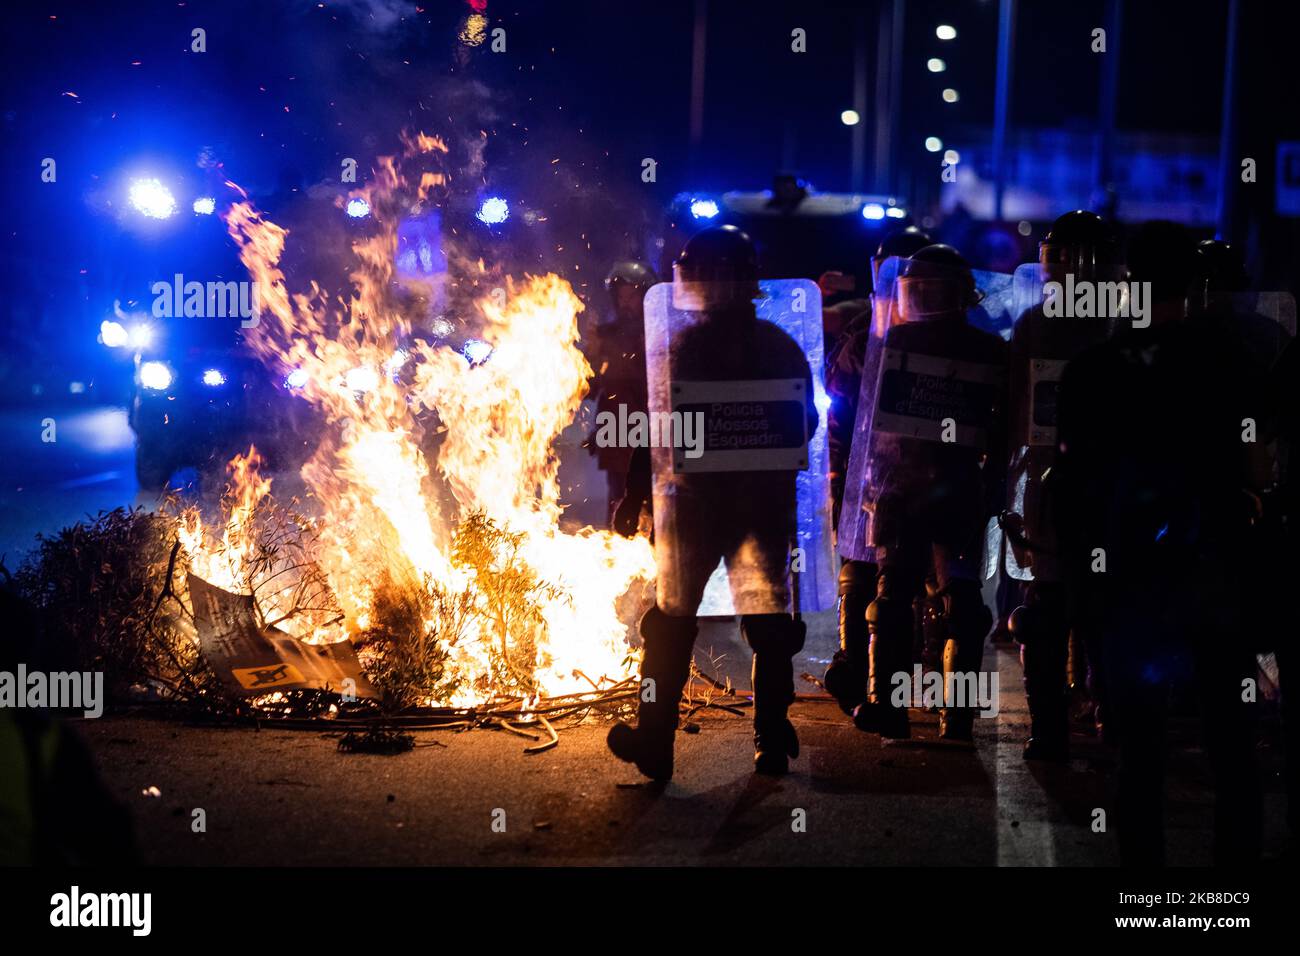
top-left (178, 134), bottom-right (654, 706)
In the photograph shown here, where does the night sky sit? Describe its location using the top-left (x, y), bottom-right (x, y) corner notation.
top-left (3, 0), bottom-right (1299, 316)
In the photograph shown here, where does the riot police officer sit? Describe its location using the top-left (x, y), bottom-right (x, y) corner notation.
top-left (1004, 210), bottom-right (1121, 760)
top-left (589, 261), bottom-right (657, 527)
top-left (1189, 239), bottom-right (1291, 371)
top-left (608, 226), bottom-right (819, 779)
top-left (1054, 221), bottom-right (1265, 864)
top-left (849, 245), bottom-right (1008, 741)
top-left (823, 225), bottom-right (933, 716)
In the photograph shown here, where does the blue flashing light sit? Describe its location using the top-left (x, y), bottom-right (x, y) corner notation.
top-left (476, 196), bottom-right (510, 225)
top-left (100, 320), bottom-right (129, 349)
top-left (689, 198), bottom-right (720, 220)
top-left (129, 178), bottom-right (177, 219)
top-left (462, 338), bottom-right (493, 365)
top-left (140, 361), bottom-right (173, 391)
top-left (346, 198), bottom-right (371, 219)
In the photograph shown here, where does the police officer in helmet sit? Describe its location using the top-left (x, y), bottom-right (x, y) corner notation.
top-left (823, 225), bottom-right (933, 716)
top-left (608, 225), bottom-right (818, 779)
top-left (590, 260), bottom-right (657, 528)
top-left (851, 244), bottom-right (1008, 742)
top-left (1005, 210), bottom-right (1120, 760)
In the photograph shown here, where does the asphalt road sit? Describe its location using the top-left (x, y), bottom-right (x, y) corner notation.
top-left (75, 642), bottom-right (1288, 866)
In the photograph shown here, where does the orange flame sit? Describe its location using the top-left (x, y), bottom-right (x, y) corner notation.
top-left (192, 135), bottom-right (654, 703)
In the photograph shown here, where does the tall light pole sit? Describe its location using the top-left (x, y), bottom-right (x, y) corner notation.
top-left (873, 0), bottom-right (906, 195)
top-left (992, 0), bottom-right (1017, 221)
top-left (688, 0), bottom-right (708, 176)
top-left (1094, 0), bottom-right (1122, 212)
top-left (1215, 0), bottom-right (1241, 241)
top-left (851, 12), bottom-right (869, 192)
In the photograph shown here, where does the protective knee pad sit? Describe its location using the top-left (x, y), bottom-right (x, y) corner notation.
top-left (1007, 603), bottom-right (1032, 643)
top-left (837, 561), bottom-right (875, 656)
top-left (740, 613), bottom-right (807, 658)
top-left (940, 582), bottom-right (990, 679)
top-left (865, 593), bottom-right (914, 710)
top-left (865, 594), bottom-right (913, 639)
top-left (636, 605), bottom-right (698, 700)
top-left (838, 559), bottom-right (878, 597)
top-left (1011, 582), bottom-right (1070, 651)
top-left (639, 604), bottom-right (698, 649)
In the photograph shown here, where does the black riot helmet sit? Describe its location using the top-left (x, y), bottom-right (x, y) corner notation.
top-left (896, 244), bottom-right (979, 321)
top-left (1191, 239), bottom-right (1249, 293)
top-left (1187, 239), bottom-right (1249, 316)
top-left (872, 225), bottom-right (934, 291)
top-left (1038, 210), bottom-right (1121, 279)
top-left (672, 224), bottom-right (761, 310)
top-left (604, 260), bottom-right (657, 294)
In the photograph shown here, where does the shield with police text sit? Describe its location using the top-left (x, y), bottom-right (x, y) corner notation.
top-left (643, 279), bottom-right (835, 616)
top-left (838, 257), bottom-right (1011, 561)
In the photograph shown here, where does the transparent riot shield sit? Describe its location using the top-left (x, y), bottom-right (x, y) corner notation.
top-left (643, 279), bottom-right (835, 617)
top-left (1201, 290), bottom-right (1296, 335)
top-left (838, 256), bottom-right (1010, 562)
top-left (969, 268), bottom-right (1018, 339)
top-left (1197, 290), bottom-right (1296, 371)
top-left (1001, 262), bottom-right (1125, 580)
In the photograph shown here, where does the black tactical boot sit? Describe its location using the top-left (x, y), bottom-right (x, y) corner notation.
top-left (607, 605), bottom-right (697, 782)
top-left (938, 581), bottom-right (992, 742)
top-left (823, 560), bottom-right (876, 715)
top-left (1012, 585), bottom-right (1070, 761)
top-left (853, 593), bottom-right (912, 739)
top-left (743, 614), bottom-right (807, 775)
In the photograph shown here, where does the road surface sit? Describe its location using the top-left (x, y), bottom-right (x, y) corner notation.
top-left (75, 641), bottom-right (1287, 866)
